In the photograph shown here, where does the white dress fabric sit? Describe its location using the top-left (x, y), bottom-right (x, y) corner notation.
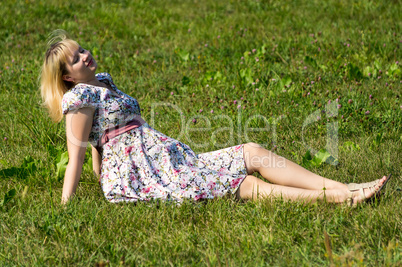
top-left (62, 73), bottom-right (248, 203)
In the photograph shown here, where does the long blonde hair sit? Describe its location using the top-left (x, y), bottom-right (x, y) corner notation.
top-left (40, 30), bottom-right (79, 122)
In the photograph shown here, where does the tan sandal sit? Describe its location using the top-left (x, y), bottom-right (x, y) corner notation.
top-left (346, 174), bottom-right (392, 206)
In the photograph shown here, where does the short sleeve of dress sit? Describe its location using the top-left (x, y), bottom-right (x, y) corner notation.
top-left (62, 84), bottom-right (99, 115)
top-left (96, 72), bottom-right (114, 84)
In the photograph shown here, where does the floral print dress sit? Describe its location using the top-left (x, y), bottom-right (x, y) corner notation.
top-left (62, 73), bottom-right (248, 203)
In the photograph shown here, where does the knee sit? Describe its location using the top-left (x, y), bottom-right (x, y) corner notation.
top-left (244, 142), bottom-right (271, 159)
top-left (237, 175), bottom-right (254, 199)
top-left (244, 142), bottom-right (262, 154)
top-left (243, 142), bottom-right (264, 174)
top-left (237, 175), bottom-right (264, 199)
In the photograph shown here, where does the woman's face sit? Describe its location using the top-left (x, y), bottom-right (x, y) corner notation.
top-left (62, 45), bottom-right (97, 84)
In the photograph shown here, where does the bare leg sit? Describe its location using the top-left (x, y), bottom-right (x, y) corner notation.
top-left (237, 175), bottom-right (387, 204)
top-left (243, 142), bottom-right (347, 190)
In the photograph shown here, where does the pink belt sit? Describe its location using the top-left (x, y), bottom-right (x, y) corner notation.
top-left (96, 116), bottom-right (147, 153)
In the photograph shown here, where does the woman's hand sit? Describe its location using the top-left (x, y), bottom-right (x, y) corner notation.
top-left (62, 107), bottom-right (95, 204)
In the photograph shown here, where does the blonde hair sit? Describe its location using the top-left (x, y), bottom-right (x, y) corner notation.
top-left (40, 30), bottom-right (79, 122)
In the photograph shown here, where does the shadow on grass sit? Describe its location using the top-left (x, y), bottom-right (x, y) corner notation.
top-left (0, 156), bottom-right (36, 180)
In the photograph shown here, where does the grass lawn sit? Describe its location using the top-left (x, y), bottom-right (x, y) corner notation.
top-left (0, 0), bottom-right (401, 265)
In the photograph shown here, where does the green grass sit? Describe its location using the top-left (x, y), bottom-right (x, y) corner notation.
top-left (0, 0), bottom-right (401, 265)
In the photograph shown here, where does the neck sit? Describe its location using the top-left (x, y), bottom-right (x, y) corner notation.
top-left (80, 77), bottom-right (101, 86)
top-left (76, 77), bottom-right (111, 90)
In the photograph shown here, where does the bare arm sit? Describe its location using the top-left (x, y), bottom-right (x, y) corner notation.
top-left (62, 107), bottom-right (94, 204)
top-left (91, 144), bottom-right (101, 177)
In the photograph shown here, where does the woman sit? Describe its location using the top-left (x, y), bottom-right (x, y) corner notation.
top-left (40, 31), bottom-right (390, 206)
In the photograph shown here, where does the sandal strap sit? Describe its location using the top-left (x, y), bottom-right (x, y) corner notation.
top-left (347, 179), bottom-right (381, 201)
top-left (347, 179), bottom-right (380, 191)
top-left (347, 188), bottom-right (365, 201)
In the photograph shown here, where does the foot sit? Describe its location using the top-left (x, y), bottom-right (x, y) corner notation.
top-left (346, 175), bottom-right (388, 206)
